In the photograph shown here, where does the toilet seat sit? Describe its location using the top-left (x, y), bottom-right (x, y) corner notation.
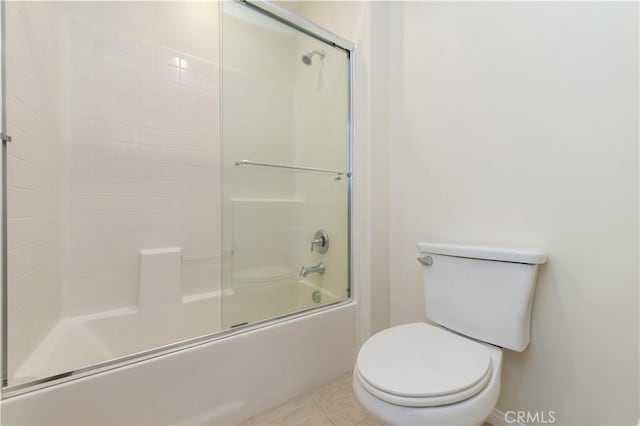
top-left (356, 323), bottom-right (494, 407)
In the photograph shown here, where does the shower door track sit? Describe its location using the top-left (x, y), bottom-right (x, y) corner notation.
top-left (0, 0), bottom-right (355, 399)
top-left (237, 0), bottom-right (354, 51)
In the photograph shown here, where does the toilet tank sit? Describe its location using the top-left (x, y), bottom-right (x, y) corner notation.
top-left (417, 242), bottom-right (547, 351)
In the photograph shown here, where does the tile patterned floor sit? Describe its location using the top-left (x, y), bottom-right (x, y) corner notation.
top-left (239, 371), bottom-right (383, 426)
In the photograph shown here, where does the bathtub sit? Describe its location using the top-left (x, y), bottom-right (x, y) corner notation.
top-left (2, 287), bottom-right (357, 425)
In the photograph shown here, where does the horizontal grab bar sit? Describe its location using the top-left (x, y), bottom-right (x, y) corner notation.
top-left (235, 160), bottom-right (351, 177)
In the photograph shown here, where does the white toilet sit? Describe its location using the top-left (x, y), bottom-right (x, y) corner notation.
top-left (353, 242), bottom-right (547, 426)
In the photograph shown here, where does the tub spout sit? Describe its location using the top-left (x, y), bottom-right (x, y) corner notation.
top-left (299, 262), bottom-right (325, 278)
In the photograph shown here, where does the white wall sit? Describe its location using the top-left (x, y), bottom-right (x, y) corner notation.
top-left (382, 2), bottom-right (638, 425)
top-left (365, 2), bottom-right (390, 335)
top-left (295, 1), bottom-right (367, 44)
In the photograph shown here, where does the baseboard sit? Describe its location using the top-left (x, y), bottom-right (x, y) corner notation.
top-left (487, 408), bottom-right (525, 426)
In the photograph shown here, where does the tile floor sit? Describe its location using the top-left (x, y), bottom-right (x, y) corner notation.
top-left (239, 371), bottom-right (382, 426)
top-left (239, 371), bottom-right (494, 426)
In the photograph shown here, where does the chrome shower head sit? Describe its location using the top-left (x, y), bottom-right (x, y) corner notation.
top-left (301, 50), bottom-right (325, 66)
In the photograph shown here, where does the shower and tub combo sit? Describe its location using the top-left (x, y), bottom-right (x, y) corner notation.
top-left (0, 0), bottom-right (357, 423)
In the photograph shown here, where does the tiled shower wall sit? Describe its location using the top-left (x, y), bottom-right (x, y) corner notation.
top-left (5, 2), bottom-right (63, 373)
top-left (65, 18), bottom-right (221, 315)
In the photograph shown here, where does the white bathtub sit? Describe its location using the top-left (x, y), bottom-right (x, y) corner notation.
top-left (2, 295), bottom-right (357, 425)
top-left (11, 293), bottom-right (223, 384)
top-left (10, 277), bottom-right (340, 384)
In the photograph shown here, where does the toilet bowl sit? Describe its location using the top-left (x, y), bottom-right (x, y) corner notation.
top-left (353, 323), bottom-right (502, 426)
top-left (353, 243), bottom-right (546, 426)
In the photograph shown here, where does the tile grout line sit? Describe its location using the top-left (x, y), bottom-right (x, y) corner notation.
top-left (310, 392), bottom-right (337, 425)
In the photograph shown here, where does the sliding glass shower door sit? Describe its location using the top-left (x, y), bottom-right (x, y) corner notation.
top-left (220, 2), bottom-right (351, 328)
top-left (1, 0), bottom-right (351, 393)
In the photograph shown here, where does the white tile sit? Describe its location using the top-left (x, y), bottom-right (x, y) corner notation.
top-left (71, 157), bottom-right (94, 178)
top-left (160, 64), bottom-right (181, 83)
top-left (162, 81), bottom-right (182, 99)
top-left (7, 127), bottom-right (40, 165)
top-left (71, 77), bottom-right (94, 102)
top-left (138, 42), bottom-right (160, 62)
top-left (116, 51), bottom-right (140, 72)
top-left (62, 23), bottom-right (223, 317)
top-left (116, 67), bottom-right (139, 89)
top-left (93, 141), bottom-right (118, 159)
top-left (71, 100), bottom-right (94, 120)
top-left (117, 34), bottom-right (140, 55)
top-left (8, 217), bottom-right (56, 249)
top-left (70, 178), bottom-right (93, 196)
top-left (8, 156), bottom-right (39, 189)
top-left (92, 102), bottom-right (119, 123)
top-left (158, 49), bottom-right (181, 68)
top-left (92, 120), bottom-right (115, 140)
top-left (93, 158), bottom-right (118, 178)
top-left (93, 214), bottom-right (140, 234)
top-left (94, 45), bottom-right (117, 66)
top-left (7, 244), bottom-right (33, 281)
top-left (69, 195), bottom-right (93, 216)
top-left (92, 63), bottom-right (118, 86)
top-left (93, 83), bottom-right (118, 104)
top-left (71, 215), bottom-right (94, 235)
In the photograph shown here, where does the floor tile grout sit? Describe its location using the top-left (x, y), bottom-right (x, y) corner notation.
top-left (310, 394), bottom-right (337, 426)
top-left (313, 397), bottom-right (337, 426)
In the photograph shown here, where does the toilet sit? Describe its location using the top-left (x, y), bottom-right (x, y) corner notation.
top-left (353, 242), bottom-right (547, 426)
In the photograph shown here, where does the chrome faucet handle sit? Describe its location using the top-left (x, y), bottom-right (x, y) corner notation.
top-left (310, 238), bottom-right (323, 252)
top-left (310, 230), bottom-right (329, 253)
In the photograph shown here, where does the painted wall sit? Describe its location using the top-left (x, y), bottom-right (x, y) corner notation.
top-left (295, 1), bottom-right (367, 44)
top-left (364, 2), bottom-right (391, 335)
top-left (382, 2), bottom-right (639, 425)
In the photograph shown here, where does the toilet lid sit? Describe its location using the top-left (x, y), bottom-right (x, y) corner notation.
top-left (357, 323), bottom-right (492, 402)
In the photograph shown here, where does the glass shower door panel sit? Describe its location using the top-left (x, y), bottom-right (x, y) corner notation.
top-left (3, 1), bottom-right (222, 387)
top-left (221, 2), bottom-right (350, 328)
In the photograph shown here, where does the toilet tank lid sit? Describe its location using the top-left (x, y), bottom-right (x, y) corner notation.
top-left (417, 242), bottom-right (547, 264)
